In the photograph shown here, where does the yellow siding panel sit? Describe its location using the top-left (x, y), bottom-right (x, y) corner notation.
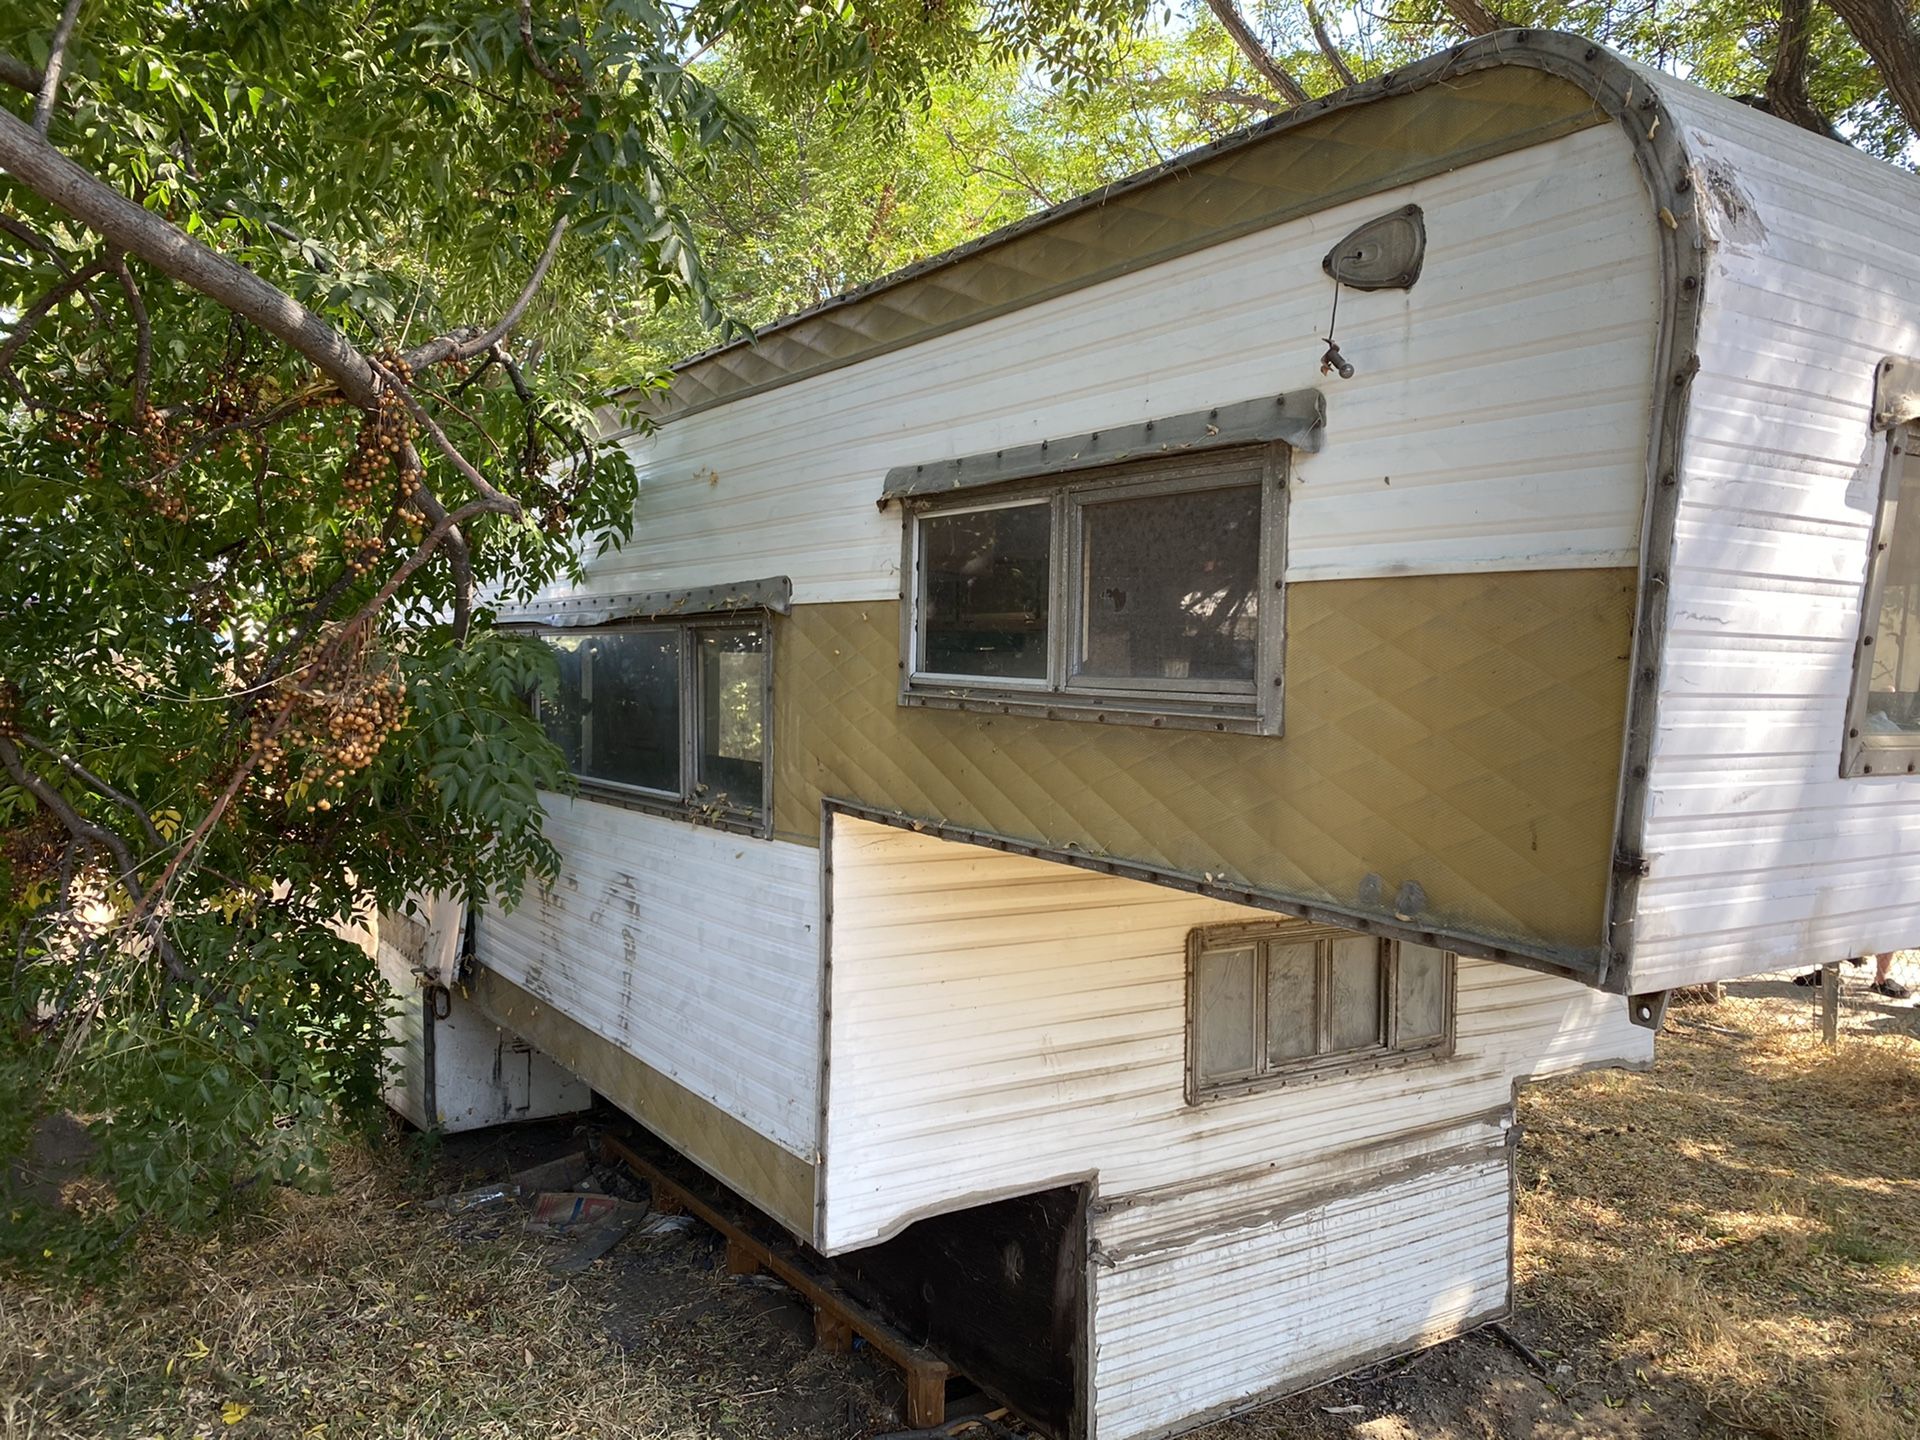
top-left (775, 569), bottom-right (1634, 951)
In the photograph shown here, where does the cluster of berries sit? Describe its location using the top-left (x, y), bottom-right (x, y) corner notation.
top-left (254, 625), bottom-right (409, 814)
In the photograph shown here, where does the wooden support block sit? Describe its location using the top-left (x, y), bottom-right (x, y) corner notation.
top-left (724, 1236), bottom-right (762, 1276)
top-left (904, 1362), bottom-right (949, 1429)
top-left (814, 1308), bottom-right (854, 1355)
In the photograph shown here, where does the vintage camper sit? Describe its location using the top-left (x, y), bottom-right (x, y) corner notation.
top-left (378, 28), bottom-right (1920, 1440)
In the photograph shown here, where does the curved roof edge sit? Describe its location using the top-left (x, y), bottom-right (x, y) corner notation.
top-left (631, 28), bottom-right (1697, 428)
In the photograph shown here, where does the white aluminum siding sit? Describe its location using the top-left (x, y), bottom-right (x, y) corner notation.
top-left (523, 122), bottom-right (1658, 606)
top-left (1624, 75), bottom-right (1920, 987)
top-left (822, 819), bottom-right (1649, 1437)
top-left (1093, 1157), bottom-right (1510, 1440)
top-left (479, 797), bottom-right (823, 1157)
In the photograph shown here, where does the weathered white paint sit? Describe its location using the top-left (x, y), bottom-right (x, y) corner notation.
top-left (1094, 1158), bottom-right (1509, 1440)
top-left (1621, 73), bottom-right (1920, 988)
top-left (823, 819), bottom-right (1648, 1437)
top-left (522, 122), bottom-right (1658, 606)
top-left (477, 797), bottom-right (823, 1157)
top-left (376, 915), bottom-right (591, 1132)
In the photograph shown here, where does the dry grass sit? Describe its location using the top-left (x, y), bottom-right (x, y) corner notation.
top-left (1517, 983), bottom-right (1920, 1440)
top-left (0, 1145), bottom-right (706, 1440)
top-left (4, 985), bottom-right (1917, 1440)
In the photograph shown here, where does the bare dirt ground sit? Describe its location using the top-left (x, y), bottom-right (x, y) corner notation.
top-left (3, 969), bottom-right (1915, 1440)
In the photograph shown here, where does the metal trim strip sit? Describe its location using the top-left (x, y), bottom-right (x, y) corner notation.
top-left (493, 574), bottom-right (792, 627)
top-left (880, 393), bottom-right (1324, 500)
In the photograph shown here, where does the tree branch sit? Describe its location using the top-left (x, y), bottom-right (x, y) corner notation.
top-left (404, 215), bottom-right (568, 370)
top-left (0, 106), bottom-right (384, 406)
top-left (0, 737), bottom-right (194, 995)
top-left (375, 361), bottom-right (525, 518)
top-left (15, 731), bottom-right (164, 848)
top-left (0, 51), bottom-right (42, 95)
top-left (113, 252), bottom-right (153, 415)
top-left (1821, 0), bottom-right (1920, 137)
top-left (1203, 0), bottom-right (1310, 108)
top-left (0, 253), bottom-right (114, 383)
top-left (0, 212), bottom-right (109, 326)
top-left (33, 0), bottom-right (86, 133)
top-left (1764, 0), bottom-right (1842, 137)
top-left (1201, 85), bottom-right (1285, 114)
top-left (517, 0), bottom-right (574, 89)
top-left (1439, 0), bottom-right (1505, 37)
top-left (1304, 0), bottom-right (1358, 87)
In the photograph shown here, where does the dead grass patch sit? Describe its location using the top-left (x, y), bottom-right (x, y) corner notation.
top-left (1518, 989), bottom-right (1920, 1440)
top-left (0, 1144), bottom-right (707, 1440)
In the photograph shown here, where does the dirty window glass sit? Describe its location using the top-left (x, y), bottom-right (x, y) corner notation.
top-left (697, 629), bottom-right (766, 812)
top-left (575, 629), bottom-right (680, 793)
top-left (919, 503), bottom-right (1051, 679)
top-left (1191, 926), bottom-right (1452, 1095)
top-left (537, 619), bottom-right (769, 825)
top-left (538, 636), bottom-right (588, 772)
top-left (1326, 936), bottom-right (1383, 1052)
top-left (1396, 944), bottom-right (1450, 1044)
top-left (1864, 436), bottom-right (1920, 739)
top-left (1194, 945), bottom-right (1259, 1080)
top-left (1077, 485), bottom-right (1260, 685)
top-left (1264, 942), bottom-right (1318, 1062)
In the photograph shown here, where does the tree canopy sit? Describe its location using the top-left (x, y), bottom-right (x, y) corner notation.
top-left (0, 0), bottom-right (1142, 1258)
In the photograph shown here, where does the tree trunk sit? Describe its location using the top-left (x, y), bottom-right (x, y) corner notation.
top-left (1767, 0), bottom-right (1843, 136)
top-left (1203, 0), bottom-right (1310, 108)
top-left (1822, 0), bottom-right (1920, 137)
top-left (1440, 0), bottom-right (1505, 38)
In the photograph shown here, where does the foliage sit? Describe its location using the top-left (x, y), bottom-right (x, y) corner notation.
top-left (0, 0), bottom-right (1140, 1259)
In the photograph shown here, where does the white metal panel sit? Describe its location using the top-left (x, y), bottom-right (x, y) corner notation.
top-left (376, 917), bottom-right (591, 1133)
top-left (520, 123), bottom-right (1657, 606)
top-left (479, 797), bottom-right (823, 1156)
top-left (1622, 75), bottom-right (1920, 987)
top-left (822, 816), bottom-right (1647, 1234)
top-left (1093, 1159), bottom-right (1510, 1440)
top-left (822, 820), bottom-right (1648, 1436)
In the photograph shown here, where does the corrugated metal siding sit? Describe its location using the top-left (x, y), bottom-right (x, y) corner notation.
top-left (823, 819), bottom-right (1649, 1436)
top-left (1624, 78), bottom-right (1920, 987)
top-left (1093, 1159), bottom-right (1510, 1440)
top-left (526, 123), bottom-right (1655, 605)
top-left (480, 797), bottom-right (822, 1156)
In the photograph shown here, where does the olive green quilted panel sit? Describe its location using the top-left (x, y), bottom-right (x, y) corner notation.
top-left (773, 570), bottom-right (1635, 952)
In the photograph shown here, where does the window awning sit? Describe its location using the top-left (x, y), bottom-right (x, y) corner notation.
top-left (492, 575), bottom-right (792, 629)
top-left (881, 392), bottom-right (1325, 505)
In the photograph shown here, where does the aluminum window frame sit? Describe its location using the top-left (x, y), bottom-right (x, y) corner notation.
top-left (899, 444), bottom-right (1289, 735)
top-left (1184, 920), bottom-right (1457, 1103)
top-left (530, 615), bottom-right (774, 836)
top-left (1843, 424), bottom-right (1920, 778)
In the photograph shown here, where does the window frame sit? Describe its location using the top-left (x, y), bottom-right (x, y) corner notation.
top-left (899, 444), bottom-right (1288, 734)
top-left (1843, 424), bottom-right (1920, 778)
top-left (1184, 921), bottom-right (1456, 1103)
top-left (531, 615), bottom-right (774, 836)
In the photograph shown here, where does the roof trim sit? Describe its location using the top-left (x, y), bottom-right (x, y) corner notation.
top-left (632, 30), bottom-right (1699, 428)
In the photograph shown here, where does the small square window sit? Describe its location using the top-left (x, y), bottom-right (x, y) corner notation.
top-left (1074, 485), bottom-right (1261, 687)
top-left (917, 502), bottom-right (1052, 681)
top-left (1844, 424), bottom-right (1920, 776)
top-left (902, 447), bottom-right (1285, 732)
top-left (1188, 923), bottom-right (1454, 1099)
top-left (533, 617), bottom-right (771, 829)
